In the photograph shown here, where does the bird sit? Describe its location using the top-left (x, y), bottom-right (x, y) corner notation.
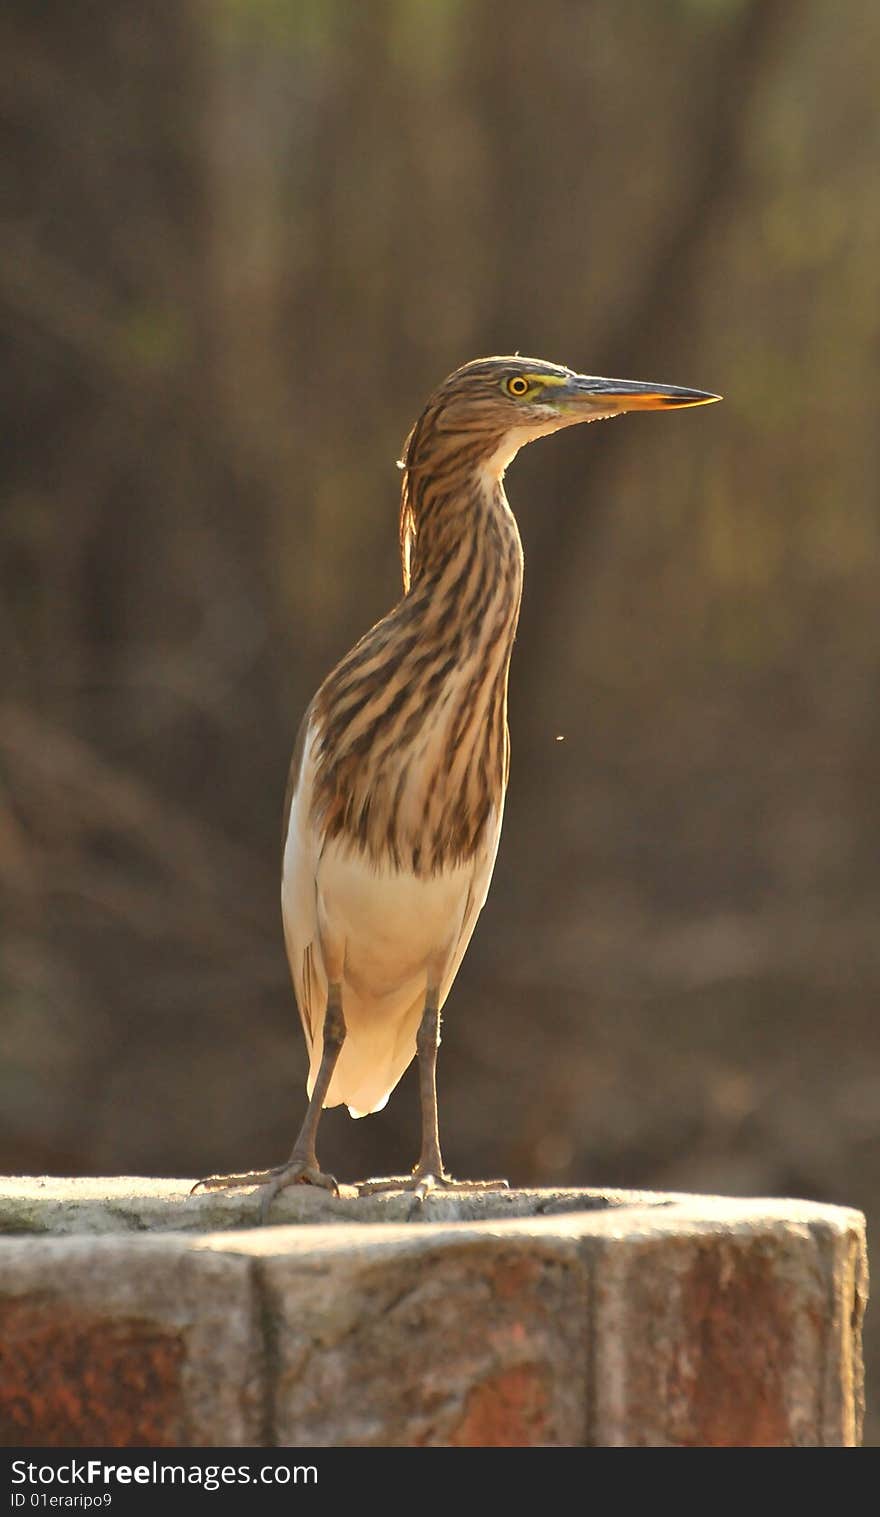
top-left (195, 356), bottom-right (719, 1213)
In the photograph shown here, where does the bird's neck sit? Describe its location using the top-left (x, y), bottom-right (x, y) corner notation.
top-left (311, 457), bottom-right (524, 876)
top-left (400, 449), bottom-right (524, 615)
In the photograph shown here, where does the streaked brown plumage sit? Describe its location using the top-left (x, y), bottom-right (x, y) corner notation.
top-left (195, 355), bottom-right (719, 1212)
top-left (311, 372), bottom-right (523, 875)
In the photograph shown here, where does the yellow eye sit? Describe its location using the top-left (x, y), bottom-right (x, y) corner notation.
top-left (506, 375), bottom-right (530, 397)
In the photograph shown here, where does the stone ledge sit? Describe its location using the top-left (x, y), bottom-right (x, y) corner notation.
top-left (0, 1179), bottom-right (868, 1447)
top-left (0, 1175), bottom-right (669, 1233)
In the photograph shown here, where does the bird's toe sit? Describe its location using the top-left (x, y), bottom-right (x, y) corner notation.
top-left (191, 1167), bottom-right (278, 1195)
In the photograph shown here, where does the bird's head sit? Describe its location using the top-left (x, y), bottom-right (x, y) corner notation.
top-left (401, 355), bottom-right (720, 479)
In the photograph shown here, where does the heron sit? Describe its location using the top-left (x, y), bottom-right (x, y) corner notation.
top-left (196, 356), bottom-right (719, 1212)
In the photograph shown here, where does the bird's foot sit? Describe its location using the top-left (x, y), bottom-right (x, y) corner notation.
top-left (191, 1156), bottom-right (339, 1222)
top-left (356, 1170), bottom-right (509, 1201)
top-left (407, 1170), bottom-right (510, 1204)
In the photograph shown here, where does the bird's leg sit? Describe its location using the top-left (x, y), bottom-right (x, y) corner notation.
top-left (357, 985), bottom-right (508, 1199)
top-left (413, 985), bottom-right (446, 1181)
top-left (193, 984), bottom-right (346, 1219)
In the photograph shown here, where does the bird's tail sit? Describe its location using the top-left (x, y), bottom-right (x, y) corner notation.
top-left (307, 984), bottom-right (425, 1118)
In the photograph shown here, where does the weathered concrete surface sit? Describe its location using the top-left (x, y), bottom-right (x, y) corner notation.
top-left (0, 1232), bottom-right (263, 1446)
top-left (588, 1208), bottom-right (866, 1446)
top-left (0, 1179), bottom-right (868, 1447)
top-left (244, 1224), bottom-right (591, 1446)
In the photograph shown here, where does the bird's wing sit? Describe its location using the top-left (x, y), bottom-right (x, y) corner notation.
top-left (281, 706), bottom-right (325, 1055)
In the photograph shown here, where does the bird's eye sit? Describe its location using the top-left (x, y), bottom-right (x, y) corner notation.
top-left (506, 376), bottom-right (530, 397)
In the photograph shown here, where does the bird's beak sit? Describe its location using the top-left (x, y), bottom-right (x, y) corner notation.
top-left (562, 374), bottom-right (721, 414)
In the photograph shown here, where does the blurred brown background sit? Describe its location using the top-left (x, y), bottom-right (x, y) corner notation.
top-left (2, 0), bottom-right (879, 1439)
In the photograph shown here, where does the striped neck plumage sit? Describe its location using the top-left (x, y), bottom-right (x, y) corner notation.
top-left (311, 435), bottom-right (524, 876)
